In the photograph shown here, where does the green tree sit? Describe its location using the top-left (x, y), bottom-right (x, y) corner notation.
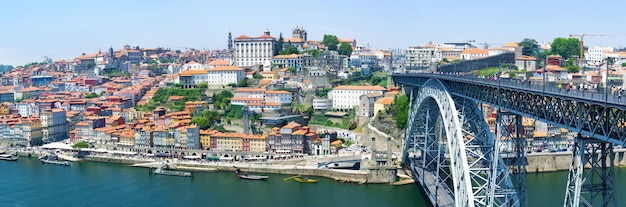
top-left (84, 93), bottom-right (99, 98)
top-left (239, 78), bottom-right (250, 87)
top-left (322, 34), bottom-right (339, 51)
top-left (550, 37), bottom-right (580, 59)
top-left (198, 82), bottom-right (208, 89)
top-left (0, 65), bottom-right (14, 73)
top-left (192, 116), bottom-right (210, 130)
top-left (537, 50), bottom-right (553, 66)
top-left (289, 66), bottom-right (296, 73)
top-left (622, 62), bottom-right (626, 67)
top-left (225, 104), bottom-right (244, 119)
top-left (212, 90), bottom-right (233, 109)
top-left (607, 57), bottom-right (615, 65)
top-left (253, 73), bottom-right (262, 79)
top-left (566, 66), bottom-right (580, 73)
top-left (519, 38), bottom-right (539, 56)
top-left (72, 141), bottom-right (89, 149)
top-left (279, 44), bottom-right (299, 55)
top-left (316, 88), bottom-right (332, 98)
top-left (276, 33), bottom-right (284, 54)
top-left (392, 94), bottom-right (409, 129)
top-left (338, 42), bottom-right (353, 56)
top-left (310, 49), bottom-right (320, 57)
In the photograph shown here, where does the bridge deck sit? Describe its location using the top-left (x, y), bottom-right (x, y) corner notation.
top-left (410, 160), bottom-right (455, 207)
top-left (394, 73), bottom-right (625, 107)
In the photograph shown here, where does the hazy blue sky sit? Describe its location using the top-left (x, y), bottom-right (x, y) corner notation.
top-left (1, 0), bottom-right (625, 66)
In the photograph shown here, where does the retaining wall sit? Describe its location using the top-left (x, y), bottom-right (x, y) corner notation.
top-left (526, 151), bottom-right (626, 173)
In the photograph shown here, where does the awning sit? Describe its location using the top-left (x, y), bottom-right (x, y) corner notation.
top-left (183, 155), bottom-right (201, 159)
top-left (41, 142), bottom-right (73, 150)
top-left (108, 151), bottom-right (137, 155)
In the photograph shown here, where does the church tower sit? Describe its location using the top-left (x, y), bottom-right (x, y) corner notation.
top-left (228, 31), bottom-right (233, 52)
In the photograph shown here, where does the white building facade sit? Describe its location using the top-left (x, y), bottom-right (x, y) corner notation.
top-left (312, 99), bottom-right (331, 110)
top-left (272, 54), bottom-right (303, 71)
top-left (181, 61), bottom-right (204, 71)
top-left (234, 29), bottom-right (277, 69)
top-left (264, 90), bottom-right (292, 105)
top-left (206, 66), bottom-right (245, 86)
top-left (330, 85), bottom-right (386, 110)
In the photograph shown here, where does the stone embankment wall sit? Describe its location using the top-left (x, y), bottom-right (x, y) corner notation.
top-left (80, 155), bottom-right (389, 184)
top-left (525, 151), bottom-right (626, 173)
top-left (85, 156), bottom-right (153, 165)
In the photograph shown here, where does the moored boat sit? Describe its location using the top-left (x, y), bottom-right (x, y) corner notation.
top-left (294, 176), bottom-right (318, 183)
top-left (237, 174), bottom-right (269, 180)
top-left (154, 168), bottom-right (193, 177)
top-left (235, 168), bottom-right (269, 180)
top-left (41, 159), bottom-right (70, 166)
top-left (0, 154), bottom-right (18, 161)
top-left (153, 163), bottom-right (193, 177)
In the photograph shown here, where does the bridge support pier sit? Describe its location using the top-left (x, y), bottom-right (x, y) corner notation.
top-left (564, 134), bottom-right (616, 207)
top-left (496, 110), bottom-right (527, 207)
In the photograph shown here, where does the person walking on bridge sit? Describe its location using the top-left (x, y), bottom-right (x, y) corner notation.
top-left (558, 83), bottom-right (563, 92)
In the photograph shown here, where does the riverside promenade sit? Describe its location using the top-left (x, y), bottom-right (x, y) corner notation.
top-left (6, 146), bottom-right (399, 184)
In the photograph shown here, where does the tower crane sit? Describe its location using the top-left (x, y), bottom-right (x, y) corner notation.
top-left (569, 34), bottom-right (626, 69)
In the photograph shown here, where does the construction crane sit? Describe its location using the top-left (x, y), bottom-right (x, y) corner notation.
top-left (569, 34), bottom-right (626, 69)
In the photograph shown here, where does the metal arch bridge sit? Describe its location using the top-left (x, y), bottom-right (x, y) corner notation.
top-left (393, 72), bottom-right (625, 207)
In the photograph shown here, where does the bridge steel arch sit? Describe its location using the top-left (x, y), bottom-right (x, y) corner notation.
top-left (403, 78), bottom-right (519, 207)
top-left (394, 73), bottom-right (621, 207)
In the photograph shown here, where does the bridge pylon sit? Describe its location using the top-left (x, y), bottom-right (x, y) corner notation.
top-left (564, 134), bottom-right (616, 207)
top-left (496, 110), bottom-right (528, 207)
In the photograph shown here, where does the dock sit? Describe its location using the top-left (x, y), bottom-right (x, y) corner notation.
top-left (153, 163), bottom-right (193, 177)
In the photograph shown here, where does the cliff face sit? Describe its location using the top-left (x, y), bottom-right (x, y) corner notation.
top-left (362, 114), bottom-right (405, 154)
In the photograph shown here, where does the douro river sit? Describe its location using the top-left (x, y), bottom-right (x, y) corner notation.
top-left (1, 158), bottom-right (625, 206)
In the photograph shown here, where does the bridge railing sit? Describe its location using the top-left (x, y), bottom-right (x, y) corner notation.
top-left (403, 73), bottom-right (624, 105)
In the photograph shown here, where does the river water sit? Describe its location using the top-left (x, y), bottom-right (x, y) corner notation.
top-left (1, 158), bottom-right (624, 207)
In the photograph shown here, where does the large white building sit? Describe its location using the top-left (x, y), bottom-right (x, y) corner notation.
top-left (233, 88), bottom-right (292, 105)
top-left (178, 70), bottom-right (208, 87)
top-left (264, 90), bottom-right (292, 105)
top-left (181, 61), bottom-right (204, 71)
top-left (460, 48), bottom-right (489, 60)
top-left (585, 46), bottom-right (614, 65)
top-left (207, 66), bottom-right (245, 87)
top-left (405, 46), bottom-right (434, 69)
top-left (231, 88), bottom-right (292, 113)
top-left (234, 29), bottom-right (277, 69)
top-left (329, 85), bottom-right (386, 110)
top-left (272, 54), bottom-right (303, 71)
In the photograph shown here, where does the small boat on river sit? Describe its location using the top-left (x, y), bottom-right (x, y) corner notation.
top-left (41, 159), bottom-right (70, 166)
top-left (0, 154), bottom-right (18, 161)
top-left (40, 155), bottom-right (70, 166)
top-left (293, 176), bottom-right (318, 183)
top-left (153, 163), bottom-right (193, 177)
top-left (235, 168), bottom-right (269, 180)
top-left (284, 175), bottom-right (318, 183)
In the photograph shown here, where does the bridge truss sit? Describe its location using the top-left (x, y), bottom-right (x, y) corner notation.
top-left (395, 74), bottom-right (622, 207)
top-left (403, 79), bottom-right (520, 207)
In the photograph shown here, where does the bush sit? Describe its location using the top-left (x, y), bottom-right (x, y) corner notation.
top-left (391, 94), bottom-right (409, 129)
top-left (84, 93), bottom-right (98, 98)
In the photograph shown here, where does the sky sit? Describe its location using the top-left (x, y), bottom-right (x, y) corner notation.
top-left (1, 0), bottom-right (625, 66)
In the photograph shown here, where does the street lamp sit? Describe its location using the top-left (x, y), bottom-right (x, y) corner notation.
top-left (604, 61), bottom-right (609, 103)
top-left (543, 56), bottom-right (548, 93)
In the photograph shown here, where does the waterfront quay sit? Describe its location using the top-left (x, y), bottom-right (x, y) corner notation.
top-left (7, 145), bottom-right (399, 184)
